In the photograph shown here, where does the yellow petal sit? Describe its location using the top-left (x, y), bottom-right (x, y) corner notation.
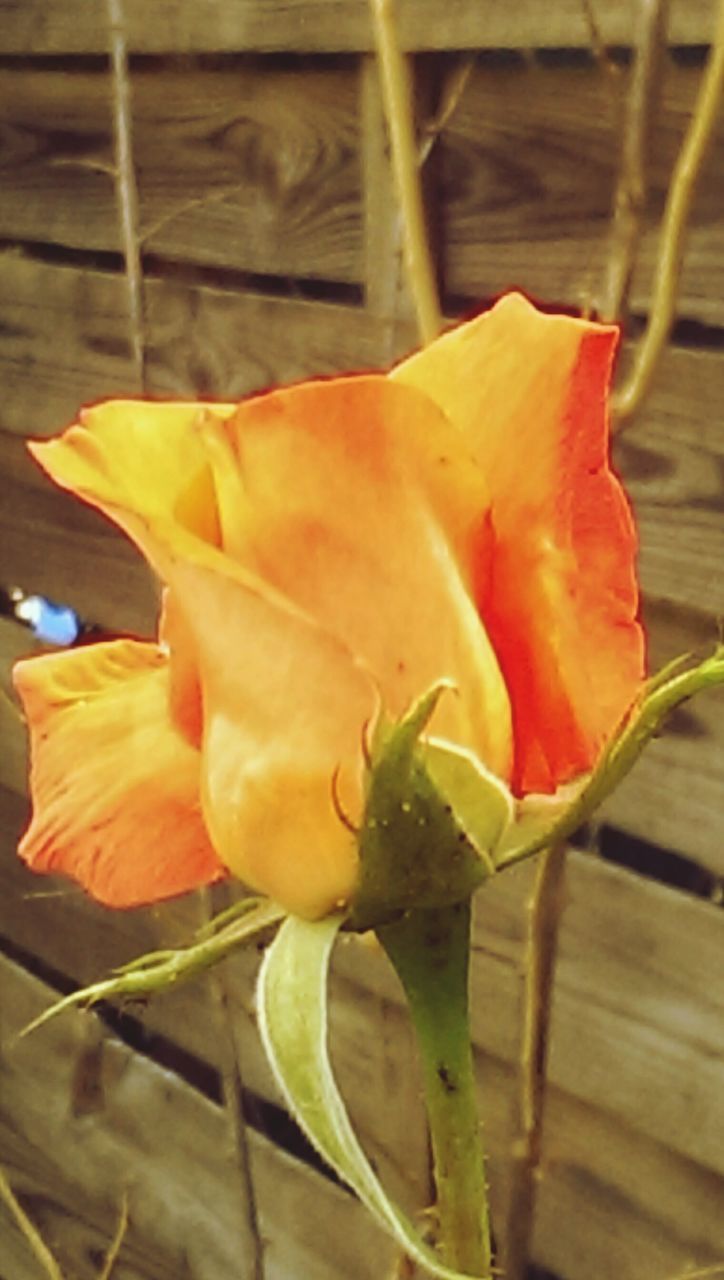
top-left (29, 399), bottom-right (236, 549)
top-left (156, 554), bottom-right (378, 919)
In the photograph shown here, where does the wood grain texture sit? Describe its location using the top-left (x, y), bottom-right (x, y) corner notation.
top-left (441, 59), bottom-right (724, 325)
top-left (533, 1086), bottom-right (724, 1280)
top-left (0, 952), bottom-right (393, 1280)
top-left (3, 59), bottom-right (724, 326)
top-left (602, 345), bottom-right (724, 864)
top-left (0, 433), bottom-right (158, 635)
top-left (0, 254), bottom-right (393, 439)
top-left (0, 65), bottom-right (360, 282)
top-left (0, 779), bottom-right (431, 1220)
top-left (2, 812), bottom-right (724, 1279)
top-left (0, 0), bottom-right (717, 53)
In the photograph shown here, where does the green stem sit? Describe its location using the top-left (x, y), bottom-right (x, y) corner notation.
top-left (377, 901), bottom-right (491, 1278)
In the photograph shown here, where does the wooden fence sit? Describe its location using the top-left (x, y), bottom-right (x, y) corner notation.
top-left (1, 3), bottom-right (724, 1278)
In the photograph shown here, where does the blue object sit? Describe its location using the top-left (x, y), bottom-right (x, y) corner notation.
top-left (15, 595), bottom-right (82, 646)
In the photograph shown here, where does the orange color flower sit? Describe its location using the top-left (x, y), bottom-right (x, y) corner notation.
top-left (14, 295), bottom-right (644, 918)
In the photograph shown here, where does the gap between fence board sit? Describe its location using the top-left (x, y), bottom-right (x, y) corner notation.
top-left (2, 834), bottom-right (724, 1280)
top-left (0, 950), bottom-right (392, 1280)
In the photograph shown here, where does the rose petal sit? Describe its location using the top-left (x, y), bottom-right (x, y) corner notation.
top-left (159, 589), bottom-right (203, 747)
top-left (13, 640), bottom-right (225, 907)
top-left (392, 293), bottom-right (644, 793)
top-left (31, 381), bottom-right (514, 783)
top-left (157, 554), bottom-right (379, 919)
top-left (27, 406), bottom-right (379, 915)
top-left (28, 399), bottom-right (236, 548)
top-left (217, 376), bottom-right (513, 777)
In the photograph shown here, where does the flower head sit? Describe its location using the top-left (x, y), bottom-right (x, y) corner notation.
top-left (14, 294), bottom-right (644, 918)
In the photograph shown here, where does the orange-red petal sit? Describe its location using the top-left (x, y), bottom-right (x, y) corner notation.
top-left (216, 376), bottom-right (513, 777)
top-left (13, 640), bottom-right (225, 906)
top-left (393, 293), bottom-right (644, 793)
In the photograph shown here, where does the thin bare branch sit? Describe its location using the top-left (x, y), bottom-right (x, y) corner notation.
top-left (614, 0), bottom-right (724, 425)
top-left (666, 1268), bottom-right (724, 1280)
top-left (0, 1165), bottom-right (65, 1280)
top-left (97, 1191), bottom-right (129, 1280)
top-left (418, 56), bottom-right (475, 166)
top-left (108, 0), bottom-right (147, 390)
top-left (598, 0), bottom-right (671, 323)
top-left (502, 845), bottom-right (568, 1280)
top-left (369, 0), bottom-right (442, 345)
top-left (580, 0), bottom-right (611, 65)
top-left (202, 888), bottom-right (266, 1280)
top-left (139, 181), bottom-right (247, 247)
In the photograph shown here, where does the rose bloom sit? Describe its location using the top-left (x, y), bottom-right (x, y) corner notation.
top-left (14, 294), bottom-right (644, 919)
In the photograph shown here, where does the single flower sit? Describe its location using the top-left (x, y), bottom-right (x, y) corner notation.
top-left (13, 294), bottom-right (644, 919)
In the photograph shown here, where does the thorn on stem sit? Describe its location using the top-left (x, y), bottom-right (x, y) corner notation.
top-left (361, 716), bottom-right (374, 768)
top-left (331, 766), bottom-right (360, 835)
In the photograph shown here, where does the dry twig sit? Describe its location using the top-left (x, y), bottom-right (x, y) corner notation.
top-left (418, 57), bottom-right (475, 166)
top-left (0, 1165), bottom-right (65, 1280)
top-left (598, 0), bottom-right (671, 323)
top-left (108, 0), bottom-right (147, 390)
top-left (202, 888), bottom-right (266, 1280)
top-left (97, 1191), bottom-right (129, 1280)
top-left (614, 0), bottom-right (724, 424)
top-left (502, 845), bottom-right (568, 1280)
top-left (579, 0), bottom-right (613, 67)
top-left (369, 0), bottom-right (442, 345)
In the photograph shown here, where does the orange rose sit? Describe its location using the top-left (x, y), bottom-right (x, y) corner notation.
top-left (13, 294), bottom-right (644, 919)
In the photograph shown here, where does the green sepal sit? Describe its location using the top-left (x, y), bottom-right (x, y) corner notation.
top-left (496, 643), bottom-right (724, 869)
top-left (348, 684), bottom-right (513, 930)
top-left (256, 913), bottom-right (491, 1279)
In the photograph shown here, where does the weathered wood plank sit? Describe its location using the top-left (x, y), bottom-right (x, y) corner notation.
top-left (602, 344), bottom-right (724, 861)
top-left (0, 778), bottom-right (431, 1219)
top-left (480, 857), bottom-right (724, 1280)
top-left (3, 59), bottom-right (724, 327)
top-left (551, 854), bottom-right (724, 1180)
top-left (0, 951), bottom-right (393, 1280)
top-left (603, 668), bottom-right (724, 872)
top-left (4, 757), bottom-right (724, 1192)
top-left (0, 65), bottom-right (360, 283)
top-left (614, 344), bottom-right (724, 617)
top-left (442, 60), bottom-right (724, 325)
top-left (0, 0), bottom-right (716, 54)
top-left (534, 1086), bottom-right (724, 1280)
top-left (0, 432), bottom-right (158, 636)
top-left (0, 254), bottom-right (393, 440)
top-left (3, 819), bottom-right (724, 1278)
top-left (0, 253), bottom-right (140, 434)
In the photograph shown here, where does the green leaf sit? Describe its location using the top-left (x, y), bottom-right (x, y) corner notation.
top-left (349, 684), bottom-right (507, 929)
top-left (256, 914), bottom-right (491, 1279)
